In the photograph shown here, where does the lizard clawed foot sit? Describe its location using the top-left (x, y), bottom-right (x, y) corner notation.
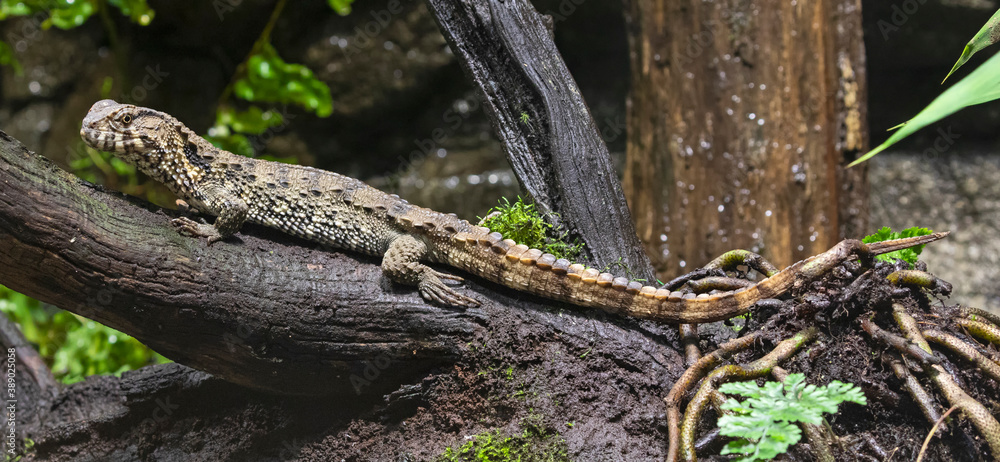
top-left (175, 199), bottom-right (192, 214)
top-left (171, 217), bottom-right (226, 245)
top-left (419, 270), bottom-right (480, 308)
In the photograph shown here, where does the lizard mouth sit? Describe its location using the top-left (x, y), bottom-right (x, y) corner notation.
top-left (80, 128), bottom-right (126, 152)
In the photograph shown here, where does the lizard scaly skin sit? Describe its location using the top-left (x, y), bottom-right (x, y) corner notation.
top-left (80, 100), bottom-right (947, 323)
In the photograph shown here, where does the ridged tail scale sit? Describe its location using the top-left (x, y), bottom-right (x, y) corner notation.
top-left (443, 229), bottom-right (950, 324)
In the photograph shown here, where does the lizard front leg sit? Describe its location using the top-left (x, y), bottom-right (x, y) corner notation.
top-left (382, 235), bottom-right (480, 308)
top-left (171, 184), bottom-right (248, 245)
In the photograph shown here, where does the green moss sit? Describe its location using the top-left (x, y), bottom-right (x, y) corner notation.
top-left (435, 414), bottom-right (570, 462)
top-left (861, 226), bottom-right (933, 267)
top-left (478, 197), bottom-right (584, 261)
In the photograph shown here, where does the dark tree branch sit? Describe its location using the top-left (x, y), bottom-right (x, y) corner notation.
top-left (0, 129), bottom-right (687, 459)
top-left (424, 0), bottom-right (655, 280)
top-left (0, 129), bottom-right (476, 396)
top-left (0, 130), bottom-right (678, 397)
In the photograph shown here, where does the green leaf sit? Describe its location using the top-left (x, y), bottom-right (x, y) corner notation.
top-left (943, 8), bottom-right (1000, 83)
top-left (108, 0), bottom-right (154, 25)
top-left (205, 132), bottom-right (254, 158)
top-left (0, 39), bottom-right (22, 74)
top-left (717, 373), bottom-right (866, 461)
top-left (327, 0), bottom-right (354, 16)
top-left (215, 105), bottom-right (283, 135)
top-left (849, 49), bottom-right (1000, 167)
top-left (0, 0), bottom-right (153, 27)
top-left (47, 0), bottom-right (97, 30)
top-left (233, 42), bottom-right (333, 117)
top-left (862, 226), bottom-right (933, 266)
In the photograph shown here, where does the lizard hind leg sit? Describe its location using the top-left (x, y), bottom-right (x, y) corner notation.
top-left (382, 235), bottom-right (480, 308)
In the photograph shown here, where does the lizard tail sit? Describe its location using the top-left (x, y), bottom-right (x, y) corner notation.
top-left (446, 230), bottom-right (950, 324)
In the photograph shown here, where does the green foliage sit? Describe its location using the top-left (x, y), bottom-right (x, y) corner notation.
top-left (107, 0), bottom-right (153, 26)
top-left (234, 42), bottom-right (333, 117)
top-left (862, 226), bottom-right (933, 267)
top-left (0, 0), bottom-right (153, 29)
top-left (717, 373), bottom-right (866, 461)
top-left (943, 7), bottom-right (1000, 83)
top-left (435, 415), bottom-right (569, 462)
top-left (212, 41), bottom-right (333, 157)
top-left (0, 40), bottom-right (21, 74)
top-left (478, 197), bottom-right (584, 261)
top-left (850, 27), bottom-right (1000, 166)
top-left (206, 106), bottom-right (285, 158)
top-left (327, 0), bottom-right (354, 16)
top-left (0, 285), bottom-right (169, 385)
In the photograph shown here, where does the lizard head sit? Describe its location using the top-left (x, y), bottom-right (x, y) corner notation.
top-left (81, 100), bottom-right (206, 189)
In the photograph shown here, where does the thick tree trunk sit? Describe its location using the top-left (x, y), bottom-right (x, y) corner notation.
top-left (622, 0), bottom-right (870, 275)
top-left (425, 0), bottom-right (655, 279)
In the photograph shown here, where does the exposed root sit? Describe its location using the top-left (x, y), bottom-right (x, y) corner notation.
top-left (885, 269), bottom-right (953, 295)
top-left (883, 353), bottom-right (947, 433)
top-left (679, 323), bottom-right (701, 366)
top-left (665, 333), bottom-right (759, 462)
top-left (958, 305), bottom-right (1000, 327)
top-left (861, 317), bottom-right (938, 366)
top-left (675, 327), bottom-right (818, 461)
top-left (922, 329), bottom-right (1000, 382)
top-left (955, 317), bottom-right (1000, 347)
top-left (702, 249), bottom-right (780, 278)
top-left (894, 308), bottom-right (1000, 457)
top-left (659, 234), bottom-right (1000, 459)
top-left (686, 276), bottom-right (754, 293)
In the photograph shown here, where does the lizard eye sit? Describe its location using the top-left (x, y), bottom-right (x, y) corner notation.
top-left (121, 114), bottom-right (133, 125)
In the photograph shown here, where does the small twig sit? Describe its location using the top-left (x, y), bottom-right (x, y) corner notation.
top-left (861, 317), bottom-right (939, 365)
top-left (216, 0), bottom-right (289, 109)
top-left (883, 353), bottom-right (945, 432)
top-left (915, 405), bottom-right (958, 462)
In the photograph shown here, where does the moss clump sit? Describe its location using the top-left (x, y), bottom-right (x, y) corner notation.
top-left (478, 197), bottom-right (584, 261)
top-left (861, 226), bottom-right (933, 267)
top-left (435, 415), bottom-right (569, 462)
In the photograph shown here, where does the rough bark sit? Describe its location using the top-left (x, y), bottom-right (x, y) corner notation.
top-left (0, 129), bottom-right (476, 397)
top-left (424, 0), bottom-right (655, 279)
top-left (622, 0), bottom-right (870, 275)
top-left (0, 128), bottom-right (691, 460)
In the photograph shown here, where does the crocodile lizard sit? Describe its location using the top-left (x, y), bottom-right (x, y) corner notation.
top-left (80, 100), bottom-right (947, 323)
